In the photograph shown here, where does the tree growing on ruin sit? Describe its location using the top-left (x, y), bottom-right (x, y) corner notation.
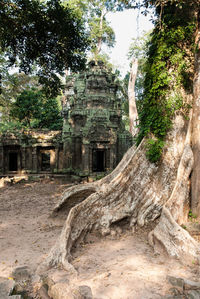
top-left (34, 0), bottom-right (200, 273)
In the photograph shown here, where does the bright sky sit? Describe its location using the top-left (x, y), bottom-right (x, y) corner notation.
top-left (106, 9), bottom-right (154, 76)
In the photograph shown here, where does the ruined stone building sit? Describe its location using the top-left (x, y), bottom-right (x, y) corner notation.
top-left (0, 61), bottom-right (132, 176)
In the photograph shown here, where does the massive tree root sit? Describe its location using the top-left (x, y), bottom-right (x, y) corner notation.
top-left (52, 144), bottom-right (136, 216)
top-left (150, 114), bottom-right (200, 261)
top-left (38, 114), bottom-right (200, 274)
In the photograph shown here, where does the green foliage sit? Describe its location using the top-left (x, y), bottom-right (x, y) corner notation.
top-left (128, 31), bottom-right (151, 60)
top-left (105, 0), bottom-right (199, 14)
top-left (0, 0), bottom-right (89, 96)
top-left (0, 51), bottom-right (42, 124)
top-left (181, 224), bottom-right (187, 230)
top-left (0, 121), bottom-right (25, 134)
top-left (88, 53), bottom-right (113, 71)
top-left (128, 31), bottom-right (152, 102)
top-left (95, 173), bottom-right (106, 180)
top-left (89, 12), bottom-right (115, 57)
top-left (9, 88), bottom-right (63, 130)
top-left (65, 0), bottom-right (116, 59)
top-left (135, 2), bottom-right (196, 162)
top-left (188, 210), bottom-right (197, 220)
top-left (36, 96), bottom-right (63, 130)
top-left (145, 138), bottom-right (165, 163)
top-left (118, 31), bottom-right (151, 130)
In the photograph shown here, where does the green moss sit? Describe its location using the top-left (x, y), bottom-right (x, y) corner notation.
top-left (136, 3), bottom-right (196, 162)
top-left (146, 138), bottom-right (165, 163)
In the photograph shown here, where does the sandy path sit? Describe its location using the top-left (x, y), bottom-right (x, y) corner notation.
top-left (0, 180), bottom-right (199, 298)
top-left (0, 179), bottom-right (68, 278)
top-left (71, 229), bottom-right (200, 299)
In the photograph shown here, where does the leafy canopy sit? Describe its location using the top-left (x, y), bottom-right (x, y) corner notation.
top-left (0, 0), bottom-right (89, 96)
top-left (106, 0), bottom-right (199, 11)
top-left (65, 0), bottom-right (116, 60)
top-left (128, 31), bottom-right (152, 102)
top-left (9, 88), bottom-right (63, 130)
top-left (0, 51), bottom-right (39, 122)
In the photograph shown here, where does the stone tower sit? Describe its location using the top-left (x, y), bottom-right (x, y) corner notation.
top-left (62, 60), bottom-right (132, 175)
top-left (0, 61), bottom-right (132, 176)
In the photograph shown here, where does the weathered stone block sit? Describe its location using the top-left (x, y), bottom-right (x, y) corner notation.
top-left (187, 290), bottom-right (200, 299)
top-left (184, 279), bottom-right (200, 290)
top-left (0, 278), bottom-right (15, 298)
top-left (11, 266), bottom-right (31, 281)
top-left (167, 275), bottom-right (184, 291)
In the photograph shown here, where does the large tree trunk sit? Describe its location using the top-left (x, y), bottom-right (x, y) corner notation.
top-left (128, 58), bottom-right (138, 136)
top-left (149, 110), bottom-right (200, 261)
top-left (37, 111), bottom-right (200, 274)
top-left (191, 15), bottom-right (200, 216)
top-left (95, 8), bottom-right (107, 58)
top-left (37, 2), bottom-right (200, 277)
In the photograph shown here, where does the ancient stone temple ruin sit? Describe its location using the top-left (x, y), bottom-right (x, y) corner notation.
top-left (62, 60), bottom-right (133, 174)
top-left (0, 61), bottom-right (132, 176)
top-left (0, 130), bottom-right (62, 175)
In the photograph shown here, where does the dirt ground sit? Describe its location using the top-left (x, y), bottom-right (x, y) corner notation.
top-left (0, 178), bottom-right (67, 278)
top-left (0, 179), bottom-right (199, 299)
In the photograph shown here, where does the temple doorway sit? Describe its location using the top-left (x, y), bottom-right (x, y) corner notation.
top-left (92, 149), bottom-right (105, 172)
top-left (9, 152), bottom-right (18, 171)
top-left (41, 152), bottom-right (51, 171)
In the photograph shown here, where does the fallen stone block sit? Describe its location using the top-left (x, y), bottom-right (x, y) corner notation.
top-left (11, 266), bottom-right (31, 281)
top-left (79, 285), bottom-right (93, 299)
top-left (0, 278), bottom-right (15, 299)
top-left (184, 280), bottom-right (200, 290)
top-left (167, 276), bottom-right (184, 291)
top-left (187, 289), bottom-right (200, 299)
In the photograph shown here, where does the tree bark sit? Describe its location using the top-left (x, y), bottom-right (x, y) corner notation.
top-left (96, 8), bottom-right (107, 57)
top-left (36, 2), bottom-right (200, 277)
top-left (149, 110), bottom-right (200, 262)
top-left (128, 58), bottom-right (138, 136)
top-left (97, 10), bottom-right (104, 55)
top-left (37, 111), bottom-right (200, 274)
top-left (191, 11), bottom-right (200, 216)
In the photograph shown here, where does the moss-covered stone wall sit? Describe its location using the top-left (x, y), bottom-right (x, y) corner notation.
top-left (62, 60), bottom-right (133, 175)
top-left (0, 61), bottom-right (132, 176)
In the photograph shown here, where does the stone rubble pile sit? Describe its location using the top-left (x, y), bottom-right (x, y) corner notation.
top-left (163, 275), bottom-right (200, 299)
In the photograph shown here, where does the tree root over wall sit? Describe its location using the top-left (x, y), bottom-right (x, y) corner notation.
top-left (37, 113), bottom-right (200, 274)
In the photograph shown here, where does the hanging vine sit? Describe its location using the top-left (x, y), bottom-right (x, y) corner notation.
top-left (136, 2), bottom-right (197, 162)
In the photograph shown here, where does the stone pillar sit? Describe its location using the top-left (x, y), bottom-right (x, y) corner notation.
top-left (21, 146), bottom-right (26, 172)
top-left (110, 145), bottom-right (116, 169)
top-left (89, 146), bottom-right (93, 173)
top-left (106, 148), bottom-right (110, 171)
top-left (82, 144), bottom-right (90, 173)
top-left (54, 147), bottom-right (59, 172)
top-left (0, 146), bottom-right (4, 174)
top-left (58, 148), bottom-right (63, 171)
top-left (63, 138), bottom-right (73, 169)
top-left (32, 147), bottom-right (38, 173)
top-left (26, 147), bottom-right (32, 171)
top-left (74, 138), bottom-right (82, 169)
top-left (50, 149), bottom-right (56, 172)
